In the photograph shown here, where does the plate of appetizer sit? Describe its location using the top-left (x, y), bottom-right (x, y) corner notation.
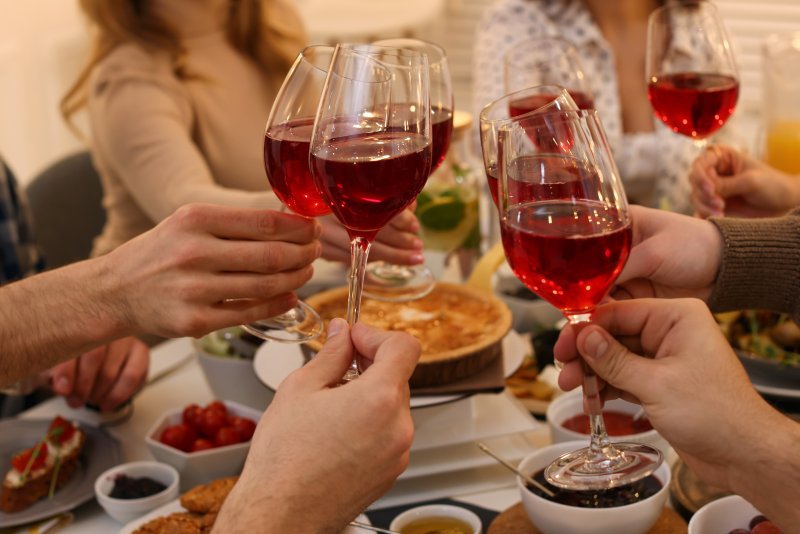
top-left (0, 416), bottom-right (121, 528)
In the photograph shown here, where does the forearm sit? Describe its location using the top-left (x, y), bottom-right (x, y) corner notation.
top-left (0, 257), bottom-right (130, 386)
top-left (727, 408), bottom-right (800, 533)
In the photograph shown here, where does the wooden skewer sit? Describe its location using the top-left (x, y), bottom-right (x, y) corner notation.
top-left (477, 442), bottom-right (556, 498)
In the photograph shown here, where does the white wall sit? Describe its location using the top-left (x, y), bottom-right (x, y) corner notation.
top-left (1, 0), bottom-right (799, 185)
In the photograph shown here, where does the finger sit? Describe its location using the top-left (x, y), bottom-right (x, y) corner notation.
top-left (373, 224), bottom-right (423, 251)
top-left (193, 265), bottom-right (314, 302)
top-left (576, 325), bottom-right (653, 394)
top-left (368, 241), bottom-right (425, 265)
top-left (298, 318), bottom-right (353, 388)
top-left (70, 348), bottom-right (107, 407)
top-left (714, 173), bottom-right (755, 200)
top-left (202, 241), bottom-right (322, 275)
top-left (175, 293), bottom-right (299, 337)
top-left (553, 324), bottom-right (578, 364)
top-left (171, 204), bottom-right (320, 244)
top-left (387, 209), bottom-right (421, 234)
top-left (352, 323), bottom-right (420, 384)
top-left (99, 340), bottom-right (149, 412)
top-left (88, 341), bottom-right (131, 406)
top-left (557, 359), bottom-right (584, 391)
top-left (50, 360), bottom-right (78, 397)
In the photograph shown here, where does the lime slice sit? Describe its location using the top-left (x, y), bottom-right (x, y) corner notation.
top-left (417, 195), bottom-right (466, 231)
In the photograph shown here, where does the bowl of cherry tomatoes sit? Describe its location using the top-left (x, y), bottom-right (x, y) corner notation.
top-left (145, 400), bottom-right (260, 489)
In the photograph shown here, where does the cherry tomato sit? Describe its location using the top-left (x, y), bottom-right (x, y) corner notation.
top-left (11, 442), bottom-right (49, 473)
top-left (750, 516), bottom-right (769, 529)
top-left (182, 404), bottom-right (203, 431)
top-left (190, 438), bottom-right (215, 452)
top-left (229, 416), bottom-right (257, 441)
top-left (160, 423), bottom-right (198, 452)
top-left (214, 427), bottom-right (242, 447)
top-left (205, 401), bottom-right (228, 417)
top-left (47, 416), bottom-right (76, 445)
top-left (199, 409), bottom-right (228, 439)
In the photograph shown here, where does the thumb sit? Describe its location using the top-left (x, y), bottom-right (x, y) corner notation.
top-left (49, 359), bottom-right (77, 396)
top-left (577, 326), bottom-right (648, 396)
top-left (301, 318), bottom-right (352, 386)
top-left (714, 173), bottom-right (754, 199)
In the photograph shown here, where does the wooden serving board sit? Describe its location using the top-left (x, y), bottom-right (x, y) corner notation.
top-left (487, 503), bottom-right (687, 534)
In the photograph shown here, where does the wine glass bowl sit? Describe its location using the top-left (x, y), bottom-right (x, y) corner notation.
top-left (241, 45), bottom-right (335, 343)
top-left (497, 109), bottom-right (662, 490)
top-left (646, 1), bottom-right (739, 142)
top-left (310, 43), bottom-right (432, 379)
top-left (479, 85), bottom-right (579, 207)
top-left (504, 37), bottom-right (594, 110)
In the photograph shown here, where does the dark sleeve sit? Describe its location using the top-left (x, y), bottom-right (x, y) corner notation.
top-left (708, 208), bottom-right (800, 322)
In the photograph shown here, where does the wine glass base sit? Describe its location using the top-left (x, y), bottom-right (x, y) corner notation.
top-left (363, 262), bottom-right (435, 302)
top-left (545, 442), bottom-right (663, 491)
top-left (241, 301), bottom-right (324, 343)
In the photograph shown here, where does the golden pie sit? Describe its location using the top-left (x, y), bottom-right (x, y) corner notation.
top-left (304, 282), bottom-right (512, 387)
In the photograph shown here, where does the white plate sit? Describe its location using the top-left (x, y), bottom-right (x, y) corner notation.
top-left (0, 420), bottom-right (121, 528)
top-left (121, 498), bottom-right (370, 534)
top-left (253, 331), bottom-right (528, 409)
top-left (750, 379), bottom-right (800, 399)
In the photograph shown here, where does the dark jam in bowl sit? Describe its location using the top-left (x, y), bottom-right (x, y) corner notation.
top-left (526, 468), bottom-right (662, 508)
top-left (109, 474), bottom-right (167, 499)
top-left (561, 410), bottom-right (654, 436)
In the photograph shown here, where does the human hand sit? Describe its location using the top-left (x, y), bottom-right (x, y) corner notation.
top-left (217, 319), bottom-right (420, 532)
top-left (689, 144), bottom-right (800, 218)
top-left (611, 205), bottom-right (722, 302)
top-left (48, 336), bottom-right (149, 412)
top-left (319, 209), bottom-right (424, 265)
top-left (104, 204), bottom-right (322, 339)
top-left (554, 298), bottom-right (780, 490)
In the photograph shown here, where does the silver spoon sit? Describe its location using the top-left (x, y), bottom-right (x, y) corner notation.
top-left (477, 442), bottom-right (556, 498)
top-left (349, 521), bottom-right (401, 533)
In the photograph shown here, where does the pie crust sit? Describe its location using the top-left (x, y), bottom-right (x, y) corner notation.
top-left (304, 282), bottom-right (512, 387)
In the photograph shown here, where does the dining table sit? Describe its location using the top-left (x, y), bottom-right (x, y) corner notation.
top-left (13, 334), bottom-right (549, 533)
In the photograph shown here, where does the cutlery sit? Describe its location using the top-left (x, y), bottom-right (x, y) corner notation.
top-left (476, 442), bottom-right (556, 497)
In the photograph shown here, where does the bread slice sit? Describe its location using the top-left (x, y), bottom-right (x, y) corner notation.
top-left (1, 423), bottom-right (85, 513)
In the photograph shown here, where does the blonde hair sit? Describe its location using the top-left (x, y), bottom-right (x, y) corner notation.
top-left (61, 0), bottom-right (306, 128)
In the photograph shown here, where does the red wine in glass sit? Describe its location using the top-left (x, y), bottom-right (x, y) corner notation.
top-left (311, 130), bottom-right (432, 241)
top-left (485, 164), bottom-right (500, 207)
top-left (264, 118), bottom-right (331, 218)
top-left (501, 200), bottom-right (631, 314)
top-left (509, 90), bottom-right (594, 117)
top-left (648, 72), bottom-right (739, 139)
top-left (431, 106), bottom-right (454, 172)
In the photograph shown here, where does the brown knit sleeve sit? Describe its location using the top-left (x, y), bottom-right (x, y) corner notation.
top-left (708, 208), bottom-right (800, 322)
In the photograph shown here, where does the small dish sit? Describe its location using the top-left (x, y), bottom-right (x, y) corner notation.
top-left (688, 494), bottom-right (766, 533)
top-left (517, 440), bottom-right (670, 534)
top-left (94, 461), bottom-right (179, 524)
top-left (144, 400), bottom-right (261, 489)
top-left (546, 389), bottom-right (669, 453)
top-left (389, 504), bottom-right (482, 533)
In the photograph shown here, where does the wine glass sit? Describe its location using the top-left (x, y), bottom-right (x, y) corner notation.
top-left (497, 109), bottom-right (663, 490)
top-left (362, 38), bottom-right (454, 302)
top-left (240, 45), bottom-right (333, 343)
top-left (479, 85), bottom-right (578, 207)
top-left (504, 37), bottom-right (594, 110)
top-left (310, 44), bottom-right (432, 380)
top-left (646, 1), bottom-right (739, 147)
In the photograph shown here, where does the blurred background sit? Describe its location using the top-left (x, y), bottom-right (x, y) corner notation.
top-left (1, 0), bottom-right (800, 186)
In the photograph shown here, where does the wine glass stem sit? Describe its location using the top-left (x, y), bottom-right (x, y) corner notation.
top-left (567, 313), bottom-right (614, 457)
top-left (343, 236), bottom-right (372, 380)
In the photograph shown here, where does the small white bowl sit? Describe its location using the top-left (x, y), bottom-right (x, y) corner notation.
top-left (547, 390), bottom-right (670, 454)
top-left (518, 441), bottom-right (670, 534)
top-left (193, 335), bottom-right (274, 410)
top-left (390, 504), bottom-right (482, 533)
top-left (688, 494), bottom-right (765, 533)
top-left (94, 461), bottom-right (179, 524)
top-left (144, 400), bottom-right (262, 490)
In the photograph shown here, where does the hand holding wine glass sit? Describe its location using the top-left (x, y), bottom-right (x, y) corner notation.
top-left (498, 109), bottom-right (662, 489)
top-left (310, 44), bottom-right (432, 380)
top-left (646, 1), bottom-right (739, 145)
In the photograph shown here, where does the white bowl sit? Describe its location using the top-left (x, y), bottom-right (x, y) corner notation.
top-left (547, 390), bottom-right (670, 454)
top-left (517, 441), bottom-right (670, 534)
top-left (688, 494), bottom-right (765, 533)
top-left (144, 400), bottom-right (262, 490)
top-left (94, 461), bottom-right (179, 524)
top-left (390, 504), bottom-right (482, 533)
top-left (193, 336), bottom-right (274, 410)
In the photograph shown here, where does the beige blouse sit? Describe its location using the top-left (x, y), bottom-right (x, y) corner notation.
top-left (87, 0), bottom-right (302, 256)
